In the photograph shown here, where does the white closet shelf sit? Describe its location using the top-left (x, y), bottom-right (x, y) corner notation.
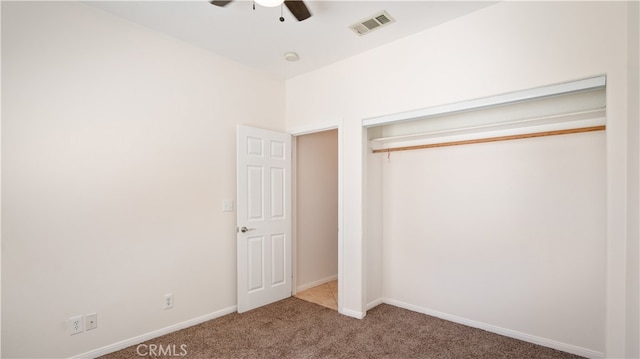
top-left (363, 75), bottom-right (606, 128)
top-left (366, 75), bottom-right (607, 153)
top-left (370, 109), bottom-right (606, 152)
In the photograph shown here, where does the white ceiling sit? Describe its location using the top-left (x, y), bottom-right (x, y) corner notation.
top-left (85, 1), bottom-right (496, 79)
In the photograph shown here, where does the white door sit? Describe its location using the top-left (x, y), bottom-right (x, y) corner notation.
top-left (237, 125), bottom-right (292, 313)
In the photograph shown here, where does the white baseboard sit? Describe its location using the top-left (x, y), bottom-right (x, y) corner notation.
top-left (366, 297), bottom-right (384, 310)
top-left (382, 298), bottom-right (604, 359)
top-left (72, 305), bottom-right (237, 359)
top-left (339, 307), bottom-right (365, 319)
top-left (296, 274), bottom-right (338, 293)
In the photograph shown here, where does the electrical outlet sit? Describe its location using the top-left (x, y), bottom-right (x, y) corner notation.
top-left (85, 313), bottom-right (97, 331)
top-left (163, 293), bottom-right (174, 310)
top-left (69, 315), bottom-right (84, 335)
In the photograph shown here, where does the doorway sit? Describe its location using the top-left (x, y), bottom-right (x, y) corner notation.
top-left (293, 129), bottom-right (339, 310)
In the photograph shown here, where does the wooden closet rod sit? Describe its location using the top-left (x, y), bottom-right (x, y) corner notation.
top-left (372, 125), bottom-right (606, 154)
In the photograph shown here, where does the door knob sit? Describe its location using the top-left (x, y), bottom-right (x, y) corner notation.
top-left (240, 226), bottom-right (255, 233)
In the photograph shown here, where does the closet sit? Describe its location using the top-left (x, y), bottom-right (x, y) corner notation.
top-left (365, 76), bottom-right (607, 352)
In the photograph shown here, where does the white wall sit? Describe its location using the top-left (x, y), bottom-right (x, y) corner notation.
top-left (286, 1), bottom-right (635, 357)
top-left (365, 128), bottom-right (383, 308)
top-left (295, 130), bottom-right (338, 290)
top-left (626, 1), bottom-right (640, 357)
top-left (1, 2), bottom-right (285, 358)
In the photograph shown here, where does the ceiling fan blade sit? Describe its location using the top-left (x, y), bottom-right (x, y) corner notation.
top-left (210, 0), bottom-right (233, 7)
top-left (284, 0), bottom-right (311, 21)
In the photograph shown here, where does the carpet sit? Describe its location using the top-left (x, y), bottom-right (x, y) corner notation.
top-left (99, 297), bottom-right (584, 359)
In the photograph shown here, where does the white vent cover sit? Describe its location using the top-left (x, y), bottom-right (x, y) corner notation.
top-left (349, 10), bottom-right (395, 36)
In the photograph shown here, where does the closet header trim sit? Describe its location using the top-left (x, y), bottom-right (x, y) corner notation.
top-left (362, 75), bottom-right (606, 128)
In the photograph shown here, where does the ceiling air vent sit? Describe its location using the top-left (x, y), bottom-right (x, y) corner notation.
top-left (349, 10), bottom-right (395, 36)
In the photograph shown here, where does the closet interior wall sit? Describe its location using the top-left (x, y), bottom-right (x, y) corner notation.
top-left (295, 130), bottom-right (339, 292)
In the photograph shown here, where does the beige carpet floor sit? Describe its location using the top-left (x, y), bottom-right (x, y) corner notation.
top-left (100, 297), bottom-right (583, 359)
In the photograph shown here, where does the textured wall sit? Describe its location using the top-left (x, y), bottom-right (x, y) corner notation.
top-left (286, 2), bottom-right (631, 357)
top-left (1, 2), bottom-right (285, 357)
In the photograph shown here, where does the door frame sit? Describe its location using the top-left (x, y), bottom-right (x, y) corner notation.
top-left (289, 121), bottom-right (343, 312)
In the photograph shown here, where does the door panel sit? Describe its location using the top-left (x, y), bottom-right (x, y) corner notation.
top-left (247, 166), bottom-right (264, 221)
top-left (247, 235), bottom-right (264, 293)
top-left (271, 234), bottom-right (286, 285)
top-left (237, 125), bottom-right (292, 313)
top-left (271, 168), bottom-right (285, 219)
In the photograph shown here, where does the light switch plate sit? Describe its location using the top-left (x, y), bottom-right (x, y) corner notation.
top-left (222, 200), bottom-right (234, 212)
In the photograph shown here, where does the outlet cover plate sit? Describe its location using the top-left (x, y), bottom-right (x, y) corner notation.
top-left (163, 293), bottom-right (174, 310)
top-left (69, 315), bottom-right (84, 335)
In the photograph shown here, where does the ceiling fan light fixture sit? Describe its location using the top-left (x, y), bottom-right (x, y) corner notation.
top-left (255, 0), bottom-right (285, 7)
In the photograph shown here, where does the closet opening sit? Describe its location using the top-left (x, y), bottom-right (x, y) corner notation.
top-left (363, 75), bottom-right (608, 356)
top-left (293, 129), bottom-right (339, 310)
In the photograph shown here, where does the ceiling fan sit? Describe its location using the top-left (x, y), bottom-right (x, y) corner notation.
top-left (210, 0), bottom-right (312, 22)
